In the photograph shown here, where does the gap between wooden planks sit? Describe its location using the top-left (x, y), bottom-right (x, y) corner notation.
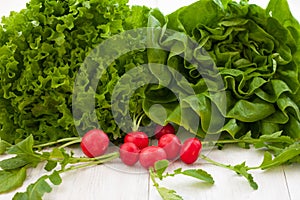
top-left (0, 145), bottom-right (299, 200)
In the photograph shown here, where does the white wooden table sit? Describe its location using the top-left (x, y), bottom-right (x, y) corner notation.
top-left (0, 145), bottom-right (299, 200)
top-left (1, 0), bottom-right (300, 200)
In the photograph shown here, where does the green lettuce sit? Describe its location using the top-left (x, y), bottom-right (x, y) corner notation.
top-left (0, 0), bottom-right (150, 143)
top-left (158, 0), bottom-right (300, 139)
top-left (0, 0), bottom-right (299, 146)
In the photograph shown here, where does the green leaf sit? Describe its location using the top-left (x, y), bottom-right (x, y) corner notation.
top-left (48, 171), bottom-right (62, 186)
top-left (260, 143), bottom-right (300, 169)
top-left (213, 0), bottom-right (232, 10)
top-left (49, 148), bottom-right (65, 161)
top-left (13, 175), bottom-right (52, 200)
top-left (0, 167), bottom-right (26, 194)
top-left (0, 153), bottom-right (41, 170)
top-left (266, 0), bottom-right (299, 28)
top-left (227, 100), bottom-right (276, 122)
top-left (201, 155), bottom-right (258, 189)
top-left (168, 0), bottom-right (224, 34)
top-left (259, 131), bottom-right (294, 144)
top-left (56, 148), bottom-right (72, 170)
top-left (0, 156), bottom-right (30, 170)
top-left (238, 131), bottom-right (252, 148)
top-left (44, 160), bottom-right (57, 172)
top-left (7, 135), bottom-right (35, 155)
top-left (253, 131), bottom-right (294, 149)
top-left (233, 162), bottom-right (258, 190)
top-left (0, 145), bottom-right (6, 155)
top-left (173, 168), bottom-right (182, 174)
top-left (0, 139), bottom-right (11, 155)
top-left (260, 151), bottom-right (273, 167)
top-left (154, 160), bottom-right (169, 180)
top-left (157, 186), bottom-right (183, 200)
top-left (181, 169), bottom-right (214, 184)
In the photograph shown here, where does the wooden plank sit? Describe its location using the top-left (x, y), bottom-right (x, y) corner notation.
top-left (0, 147), bottom-right (149, 200)
top-left (43, 159), bottom-right (149, 200)
top-left (1, 145), bottom-right (297, 200)
top-left (53, 147), bottom-right (149, 200)
top-left (283, 163), bottom-right (300, 200)
top-left (149, 145), bottom-right (291, 200)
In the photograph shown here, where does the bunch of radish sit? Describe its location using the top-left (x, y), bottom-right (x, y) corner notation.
top-left (80, 121), bottom-right (202, 169)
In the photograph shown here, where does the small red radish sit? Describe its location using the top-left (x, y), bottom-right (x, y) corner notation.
top-left (154, 123), bottom-right (175, 140)
top-left (119, 142), bottom-right (140, 166)
top-left (124, 114), bottom-right (149, 149)
top-left (124, 131), bottom-right (149, 150)
top-left (80, 129), bottom-right (109, 158)
top-left (180, 138), bottom-right (202, 164)
top-left (139, 146), bottom-right (167, 169)
top-left (158, 134), bottom-right (181, 160)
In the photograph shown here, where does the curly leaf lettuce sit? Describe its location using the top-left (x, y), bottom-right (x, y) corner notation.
top-left (0, 0), bottom-right (149, 143)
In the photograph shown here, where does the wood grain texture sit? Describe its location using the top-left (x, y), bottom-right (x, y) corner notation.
top-left (43, 160), bottom-right (149, 200)
top-left (149, 145), bottom-right (292, 200)
top-left (283, 164), bottom-right (300, 200)
top-left (1, 145), bottom-right (299, 200)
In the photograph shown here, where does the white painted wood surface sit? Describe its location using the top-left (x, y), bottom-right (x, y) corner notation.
top-left (0, 145), bottom-right (299, 200)
top-left (148, 145), bottom-right (296, 200)
top-left (283, 164), bottom-right (300, 200)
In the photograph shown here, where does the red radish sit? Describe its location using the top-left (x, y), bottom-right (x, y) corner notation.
top-left (124, 131), bottom-right (149, 150)
top-left (139, 146), bottom-right (167, 169)
top-left (180, 138), bottom-right (202, 164)
top-left (158, 134), bottom-right (181, 160)
top-left (154, 123), bottom-right (175, 140)
top-left (124, 114), bottom-right (149, 149)
top-left (80, 129), bottom-right (109, 158)
top-left (119, 142), bottom-right (140, 166)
